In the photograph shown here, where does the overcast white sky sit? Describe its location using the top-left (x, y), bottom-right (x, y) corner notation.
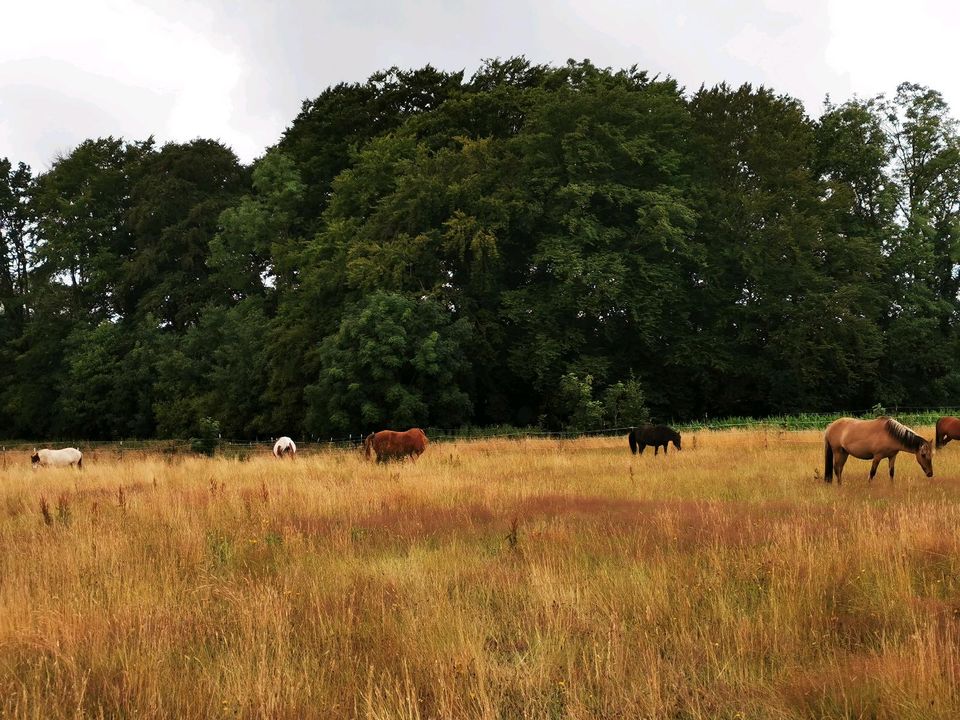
top-left (2, 0), bottom-right (959, 171)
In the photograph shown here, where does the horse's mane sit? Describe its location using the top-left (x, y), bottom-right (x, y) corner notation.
top-left (884, 418), bottom-right (925, 451)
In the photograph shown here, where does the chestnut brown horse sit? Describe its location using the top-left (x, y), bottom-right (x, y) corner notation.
top-left (364, 428), bottom-right (429, 463)
top-left (824, 417), bottom-right (933, 484)
top-left (935, 416), bottom-right (960, 448)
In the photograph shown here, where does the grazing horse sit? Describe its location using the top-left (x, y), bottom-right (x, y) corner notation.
top-left (823, 417), bottom-right (933, 484)
top-left (935, 416), bottom-right (960, 449)
top-left (273, 436), bottom-right (297, 458)
top-left (31, 447), bottom-right (83, 469)
top-left (364, 428), bottom-right (428, 463)
top-left (628, 424), bottom-right (682, 456)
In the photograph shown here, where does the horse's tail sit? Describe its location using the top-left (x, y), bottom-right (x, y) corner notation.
top-left (363, 433), bottom-right (374, 459)
top-left (824, 441), bottom-right (833, 483)
top-left (628, 429), bottom-right (638, 455)
top-left (77, 456), bottom-right (83, 470)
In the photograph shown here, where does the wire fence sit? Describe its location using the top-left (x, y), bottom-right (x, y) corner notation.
top-left (1, 406), bottom-right (954, 460)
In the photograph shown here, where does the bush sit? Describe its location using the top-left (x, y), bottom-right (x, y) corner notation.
top-left (602, 378), bottom-right (649, 428)
top-left (190, 417), bottom-right (221, 456)
top-left (556, 373), bottom-right (605, 432)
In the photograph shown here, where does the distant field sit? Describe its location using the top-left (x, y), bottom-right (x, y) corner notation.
top-left (2, 429), bottom-right (960, 719)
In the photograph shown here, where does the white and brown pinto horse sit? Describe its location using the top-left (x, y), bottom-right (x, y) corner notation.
top-left (31, 447), bottom-right (83, 469)
top-left (824, 417), bottom-right (933, 484)
top-left (273, 436), bottom-right (297, 458)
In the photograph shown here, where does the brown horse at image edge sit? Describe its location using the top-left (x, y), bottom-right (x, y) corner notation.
top-left (364, 428), bottom-right (429, 462)
top-left (823, 417), bottom-right (933, 484)
top-left (934, 415), bottom-right (960, 448)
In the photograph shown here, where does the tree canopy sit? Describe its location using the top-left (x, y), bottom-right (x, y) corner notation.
top-left (3, 59), bottom-right (960, 439)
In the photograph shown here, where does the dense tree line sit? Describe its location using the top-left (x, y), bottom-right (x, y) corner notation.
top-left (3, 59), bottom-right (960, 439)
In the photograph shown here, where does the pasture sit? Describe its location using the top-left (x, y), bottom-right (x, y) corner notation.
top-left (2, 429), bottom-right (960, 719)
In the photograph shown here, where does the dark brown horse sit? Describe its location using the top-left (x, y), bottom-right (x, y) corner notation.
top-left (935, 416), bottom-right (960, 448)
top-left (628, 424), bottom-right (681, 456)
top-left (364, 428), bottom-right (429, 463)
top-left (824, 417), bottom-right (933, 484)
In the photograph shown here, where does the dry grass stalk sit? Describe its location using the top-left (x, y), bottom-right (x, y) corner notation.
top-left (1, 429), bottom-right (959, 718)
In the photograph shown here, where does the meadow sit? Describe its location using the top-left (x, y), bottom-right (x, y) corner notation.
top-left (2, 429), bottom-right (960, 719)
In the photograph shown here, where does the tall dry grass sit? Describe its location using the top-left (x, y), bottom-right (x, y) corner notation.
top-left (1, 429), bottom-right (960, 718)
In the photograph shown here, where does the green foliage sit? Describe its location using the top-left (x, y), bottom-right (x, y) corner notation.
top-left (56, 319), bottom-right (164, 438)
top-left (555, 373), bottom-right (605, 432)
top-left (191, 417), bottom-right (221, 456)
top-left (305, 291), bottom-right (472, 434)
top-left (602, 378), bottom-right (649, 427)
top-left (5, 62), bottom-right (960, 440)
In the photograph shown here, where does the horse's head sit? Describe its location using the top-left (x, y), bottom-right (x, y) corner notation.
top-left (917, 441), bottom-right (934, 477)
top-left (30, 451), bottom-right (40, 466)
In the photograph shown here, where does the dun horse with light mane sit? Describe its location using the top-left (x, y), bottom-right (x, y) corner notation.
top-left (823, 417), bottom-right (933, 484)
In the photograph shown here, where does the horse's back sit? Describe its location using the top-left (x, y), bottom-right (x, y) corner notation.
top-left (371, 428), bottom-right (428, 458)
top-left (273, 436), bottom-right (296, 456)
top-left (825, 417), bottom-right (876, 439)
top-left (825, 417), bottom-right (903, 458)
top-left (642, 424), bottom-right (677, 444)
top-left (38, 447), bottom-right (82, 467)
top-left (937, 416), bottom-right (960, 434)
top-left (634, 424), bottom-right (656, 442)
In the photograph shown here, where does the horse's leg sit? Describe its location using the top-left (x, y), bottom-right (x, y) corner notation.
top-left (654, 445), bottom-right (659, 456)
top-left (869, 456), bottom-right (882, 482)
top-left (663, 443), bottom-right (669, 455)
top-left (834, 449), bottom-right (849, 485)
top-left (888, 453), bottom-right (896, 481)
top-left (639, 444), bottom-right (645, 455)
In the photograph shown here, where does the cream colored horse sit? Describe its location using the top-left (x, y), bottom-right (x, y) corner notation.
top-left (823, 417), bottom-right (932, 484)
top-left (31, 447), bottom-right (83, 469)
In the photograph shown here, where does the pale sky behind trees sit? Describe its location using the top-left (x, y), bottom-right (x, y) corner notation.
top-left (2, 0), bottom-right (958, 169)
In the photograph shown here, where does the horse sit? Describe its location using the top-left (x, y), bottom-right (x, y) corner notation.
top-left (935, 416), bottom-right (960, 449)
top-left (628, 424), bottom-right (681, 456)
top-left (823, 417), bottom-right (933, 484)
top-left (273, 436), bottom-right (297, 458)
top-left (363, 428), bottom-right (428, 463)
top-left (31, 447), bottom-right (83, 469)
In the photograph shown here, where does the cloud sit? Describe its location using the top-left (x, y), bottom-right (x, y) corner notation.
top-left (826, 0), bottom-right (960, 109)
top-left (1, 0), bottom-right (958, 171)
top-left (0, 0), bottom-right (245, 169)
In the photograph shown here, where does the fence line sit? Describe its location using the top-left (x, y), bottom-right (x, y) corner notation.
top-left (0, 408), bottom-right (951, 455)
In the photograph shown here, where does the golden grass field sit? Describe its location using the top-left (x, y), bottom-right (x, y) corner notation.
top-left (2, 429), bottom-right (960, 719)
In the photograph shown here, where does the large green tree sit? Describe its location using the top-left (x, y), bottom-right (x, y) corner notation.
top-left (305, 292), bottom-right (472, 435)
top-left (124, 139), bottom-right (246, 329)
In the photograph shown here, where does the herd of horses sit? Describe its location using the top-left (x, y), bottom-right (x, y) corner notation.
top-left (274, 429), bottom-right (430, 462)
top-left (630, 416), bottom-right (960, 485)
top-left (26, 417), bottom-right (960, 482)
